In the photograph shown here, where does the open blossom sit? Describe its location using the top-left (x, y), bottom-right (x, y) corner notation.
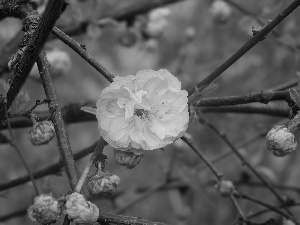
top-left (64, 192), bottom-right (99, 224)
top-left (28, 194), bottom-right (62, 225)
top-left (96, 69), bottom-right (189, 151)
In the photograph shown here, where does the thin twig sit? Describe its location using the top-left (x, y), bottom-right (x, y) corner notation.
top-left (180, 135), bottom-right (249, 221)
top-left (37, 50), bottom-right (78, 190)
top-left (203, 119), bottom-right (294, 217)
top-left (201, 105), bottom-right (291, 118)
top-left (4, 103), bottom-right (39, 196)
top-left (187, 0), bottom-right (300, 96)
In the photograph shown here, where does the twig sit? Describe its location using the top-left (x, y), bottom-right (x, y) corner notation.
top-left (180, 135), bottom-right (249, 221)
top-left (4, 103), bottom-right (39, 196)
top-left (74, 138), bottom-right (106, 193)
top-left (196, 91), bottom-right (290, 107)
top-left (37, 50), bottom-right (78, 189)
top-left (235, 192), bottom-right (291, 219)
top-left (201, 105), bottom-right (291, 118)
top-left (181, 135), bottom-right (223, 180)
top-left (0, 141), bottom-right (100, 192)
top-left (187, 0), bottom-right (300, 96)
top-left (51, 27), bottom-right (115, 83)
top-left (203, 119), bottom-right (294, 217)
top-left (97, 211), bottom-right (170, 225)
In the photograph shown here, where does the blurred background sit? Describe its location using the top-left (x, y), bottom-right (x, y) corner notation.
top-left (1, 0), bottom-right (300, 224)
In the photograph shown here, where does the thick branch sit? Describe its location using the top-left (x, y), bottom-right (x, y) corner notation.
top-left (0, 0), bottom-right (66, 119)
top-left (187, 0), bottom-right (300, 95)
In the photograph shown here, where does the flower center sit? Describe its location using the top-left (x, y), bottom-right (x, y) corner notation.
top-left (134, 108), bottom-right (148, 118)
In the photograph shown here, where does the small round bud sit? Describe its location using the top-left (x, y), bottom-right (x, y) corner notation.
top-left (185, 27), bottom-right (196, 41)
top-left (30, 121), bottom-right (55, 145)
top-left (266, 125), bottom-right (297, 157)
top-left (210, 0), bottom-right (232, 24)
top-left (118, 29), bottom-right (137, 47)
top-left (114, 149), bottom-right (143, 169)
top-left (215, 180), bottom-right (235, 197)
top-left (87, 169), bottom-right (120, 197)
top-left (28, 194), bottom-right (62, 225)
top-left (64, 192), bottom-right (99, 225)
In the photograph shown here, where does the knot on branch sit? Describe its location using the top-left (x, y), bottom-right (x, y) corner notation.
top-left (258, 91), bottom-right (274, 104)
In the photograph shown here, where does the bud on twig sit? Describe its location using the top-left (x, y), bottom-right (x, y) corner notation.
top-left (114, 149), bottom-right (143, 169)
top-left (266, 125), bottom-right (297, 157)
top-left (87, 169), bottom-right (120, 197)
top-left (28, 194), bottom-right (62, 225)
top-left (30, 120), bottom-right (55, 145)
top-left (215, 180), bottom-right (235, 197)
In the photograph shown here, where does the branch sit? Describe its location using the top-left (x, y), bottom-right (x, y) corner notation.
top-left (201, 105), bottom-right (291, 118)
top-left (187, 0), bottom-right (300, 95)
top-left (51, 27), bottom-right (115, 83)
top-left (0, 141), bottom-right (100, 192)
top-left (37, 50), bottom-right (78, 190)
top-left (196, 91), bottom-right (290, 107)
top-left (0, 0), bottom-right (66, 120)
top-left (203, 119), bottom-right (294, 217)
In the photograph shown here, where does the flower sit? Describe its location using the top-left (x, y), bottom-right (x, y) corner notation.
top-left (96, 69), bottom-right (189, 151)
top-left (30, 48), bottom-right (71, 80)
top-left (210, 0), bottom-right (232, 23)
top-left (114, 149), bottom-right (143, 169)
top-left (215, 180), bottom-right (235, 197)
top-left (143, 8), bottom-right (170, 38)
top-left (30, 120), bottom-right (55, 145)
top-left (64, 192), bottom-right (99, 224)
top-left (28, 194), bottom-right (62, 225)
top-left (266, 125), bottom-right (297, 157)
top-left (87, 170), bottom-right (120, 196)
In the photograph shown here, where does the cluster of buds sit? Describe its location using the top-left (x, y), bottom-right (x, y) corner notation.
top-left (64, 192), bottom-right (99, 225)
top-left (87, 168), bottom-right (120, 197)
top-left (28, 194), bottom-right (62, 225)
top-left (30, 120), bottom-right (55, 145)
top-left (266, 125), bottom-right (297, 157)
top-left (114, 149), bottom-right (143, 169)
top-left (215, 180), bottom-right (235, 197)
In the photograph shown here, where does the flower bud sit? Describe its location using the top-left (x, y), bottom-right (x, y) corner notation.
top-left (30, 121), bottom-right (55, 145)
top-left (28, 194), bottom-right (62, 225)
top-left (114, 149), bottom-right (143, 169)
top-left (64, 192), bottom-right (99, 225)
top-left (266, 125), bottom-right (297, 157)
top-left (215, 180), bottom-right (235, 197)
top-left (210, 0), bottom-right (232, 24)
top-left (143, 8), bottom-right (170, 38)
top-left (87, 169), bottom-right (120, 197)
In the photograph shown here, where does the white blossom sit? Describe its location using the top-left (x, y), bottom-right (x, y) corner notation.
top-left (95, 69), bottom-right (189, 151)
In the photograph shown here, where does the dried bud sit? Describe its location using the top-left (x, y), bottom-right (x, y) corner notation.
top-left (87, 169), bottom-right (120, 197)
top-left (30, 121), bottom-right (55, 145)
top-left (266, 125), bottom-right (297, 157)
top-left (114, 149), bottom-right (143, 169)
top-left (64, 192), bottom-right (99, 225)
top-left (215, 180), bottom-right (235, 197)
top-left (28, 194), bottom-right (62, 225)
